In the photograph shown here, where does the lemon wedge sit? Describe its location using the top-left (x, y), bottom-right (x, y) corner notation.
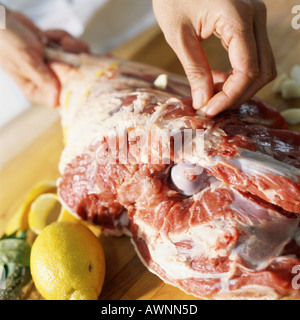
top-left (5, 181), bottom-right (57, 235)
top-left (28, 193), bottom-right (62, 234)
top-left (28, 191), bottom-right (101, 236)
top-left (6, 180), bottom-right (101, 236)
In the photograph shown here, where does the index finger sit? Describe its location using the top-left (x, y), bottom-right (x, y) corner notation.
top-left (205, 27), bottom-right (259, 117)
top-left (44, 30), bottom-right (90, 53)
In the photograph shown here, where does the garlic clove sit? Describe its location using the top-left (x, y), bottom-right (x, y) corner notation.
top-left (154, 74), bottom-right (168, 90)
top-left (290, 65), bottom-right (300, 86)
top-left (281, 79), bottom-right (300, 99)
top-left (280, 108), bottom-right (300, 125)
top-left (272, 73), bottom-right (289, 93)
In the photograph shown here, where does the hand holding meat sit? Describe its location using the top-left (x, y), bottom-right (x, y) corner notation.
top-left (0, 10), bottom-right (89, 108)
top-left (152, 0), bottom-right (277, 117)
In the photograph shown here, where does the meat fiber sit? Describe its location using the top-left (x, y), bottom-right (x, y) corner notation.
top-left (46, 48), bottom-right (300, 299)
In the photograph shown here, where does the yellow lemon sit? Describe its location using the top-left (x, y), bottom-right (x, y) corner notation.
top-left (30, 221), bottom-right (105, 300)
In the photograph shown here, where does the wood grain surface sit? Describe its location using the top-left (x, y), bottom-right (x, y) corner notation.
top-left (0, 0), bottom-right (299, 300)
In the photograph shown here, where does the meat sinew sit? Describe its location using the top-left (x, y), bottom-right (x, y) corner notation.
top-left (47, 48), bottom-right (300, 300)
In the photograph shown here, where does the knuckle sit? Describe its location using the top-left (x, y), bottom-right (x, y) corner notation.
top-left (262, 69), bottom-right (277, 83)
top-left (184, 65), bottom-right (210, 85)
top-left (219, 19), bottom-right (243, 35)
top-left (247, 68), bottom-right (261, 81)
top-left (221, 87), bottom-right (234, 103)
top-left (185, 66), bottom-right (206, 78)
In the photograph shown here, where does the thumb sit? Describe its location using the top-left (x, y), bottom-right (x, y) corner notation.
top-left (171, 30), bottom-right (214, 109)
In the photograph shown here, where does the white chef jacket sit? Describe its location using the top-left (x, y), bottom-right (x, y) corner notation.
top-left (0, 0), bottom-right (156, 127)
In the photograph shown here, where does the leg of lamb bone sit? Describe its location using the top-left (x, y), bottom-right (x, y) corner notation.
top-left (46, 49), bottom-right (300, 299)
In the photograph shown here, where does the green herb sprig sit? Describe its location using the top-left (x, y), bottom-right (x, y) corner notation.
top-left (0, 230), bottom-right (31, 300)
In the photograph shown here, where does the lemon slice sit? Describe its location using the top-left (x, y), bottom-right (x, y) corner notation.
top-left (28, 193), bottom-right (62, 234)
top-left (6, 180), bottom-right (101, 236)
top-left (5, 181), bottom-right (57, 235)
top-left (28, 192), bottom-right (101, 236)
top-left (28, 193), bottom-right (82, 234)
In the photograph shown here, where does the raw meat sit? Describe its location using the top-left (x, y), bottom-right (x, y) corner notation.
top-left (46, 48), bottom-right (300, 299)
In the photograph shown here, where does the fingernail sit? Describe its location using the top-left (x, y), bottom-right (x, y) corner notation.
top-left (205, 107), bottom-right (215, 118)
top-left (193, 90), bottom-right (206, 109)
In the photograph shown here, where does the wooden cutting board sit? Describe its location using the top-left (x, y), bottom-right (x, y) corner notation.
top-left (0, 0), bottom-right (299, 300)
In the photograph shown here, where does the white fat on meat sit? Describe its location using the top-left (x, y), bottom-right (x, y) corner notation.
top-left (133, 182), bottom-right (300, 283)
top-left (228, 149), bottom-right (300, 181)
top-left (134, 213), bottom-right (237, 281)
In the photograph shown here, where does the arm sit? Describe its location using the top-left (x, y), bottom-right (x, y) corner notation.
top-left (152, 0), bottom-right (277, 117)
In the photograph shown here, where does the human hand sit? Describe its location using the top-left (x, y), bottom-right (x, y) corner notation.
top-left (152, 0), bottom-right (277, 117)
top-left (0, 10), bottom-right (89, 108)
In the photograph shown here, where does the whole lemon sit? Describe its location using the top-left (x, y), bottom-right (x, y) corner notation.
top-left (30, 221), bottom-right (105, 300)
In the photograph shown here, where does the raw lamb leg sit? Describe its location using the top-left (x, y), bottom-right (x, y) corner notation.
top-left (46, 48), bottom-right (300, 299)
